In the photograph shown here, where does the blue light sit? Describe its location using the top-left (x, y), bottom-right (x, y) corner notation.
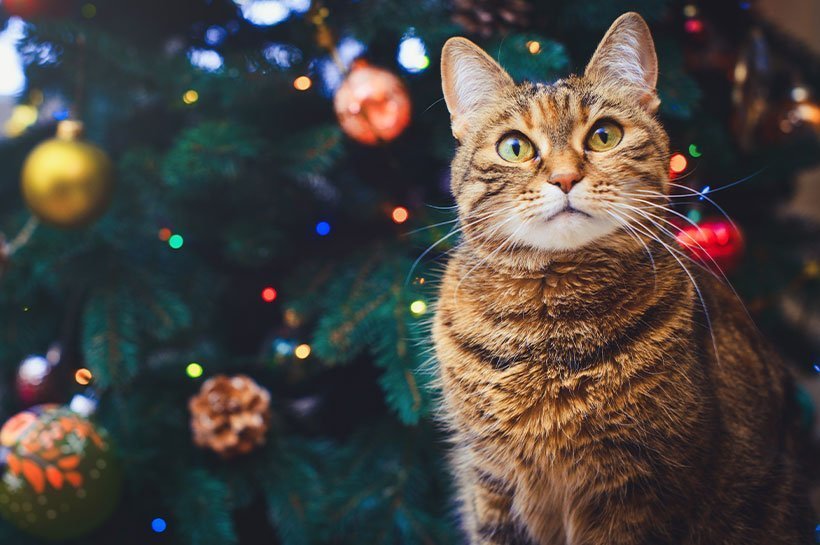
top-left (698, 186), bottom-right (710, 201)
top-left (315, 221), bottom-right (331, 236)
top-left (151, 518), bottom-right (167, 533)
top-left (813, 363), bottom-right (820, 373)
top-left (739, 1), bottom-right (751, 9)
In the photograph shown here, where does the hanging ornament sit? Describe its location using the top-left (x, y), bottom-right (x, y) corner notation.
top-left (675, 218), bottom-right (745, 274)
top-left (21, 120), bottom-right (114, 229)
top-left (189, 375), bottom-right (272, 459)
top-left (333, 60), bottom-right (412, 145)
top-left (450, 0), bottom-right (533, 38)
top-left (0, 405), bottom-right (121, 540)
top-left (15, 344), bottom-right (74, 408)
top-left (2, 0), bottom-right (76, 19)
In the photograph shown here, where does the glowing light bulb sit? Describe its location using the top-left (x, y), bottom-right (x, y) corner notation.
top-left (669, 153), bottom-right (688, 174)
top-left (391, 206), bottom-right (409, 224)
top-left (526, 41), bottom-right (542, 54)
top-left (293, 76), bottom-right (312, 91)
top-left (261, 287), bottom-right (277, 303)
top-left (294, 344), bottom-right (311, 359)
top-left (410, 300), bottom-right (427, 316)
top-left (186, 362), bottom-right (204, 379)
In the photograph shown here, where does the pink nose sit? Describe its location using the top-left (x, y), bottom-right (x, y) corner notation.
top-left (549, 171), bottom-right (582, 194)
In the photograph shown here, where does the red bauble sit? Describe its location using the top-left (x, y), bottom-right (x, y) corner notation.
top-left (675, 218), bottom-right (744, 274)
top-left (333, 60), bottom-right (412, 145)
top-left (2, 0), bottom-right (75, 18)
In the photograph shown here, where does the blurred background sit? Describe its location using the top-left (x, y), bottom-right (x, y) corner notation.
top-left (0, 0), bottom-right (818, 543)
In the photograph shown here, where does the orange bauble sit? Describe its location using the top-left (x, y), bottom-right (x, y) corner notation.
top-left (333, 61), bottom-right (412, 145)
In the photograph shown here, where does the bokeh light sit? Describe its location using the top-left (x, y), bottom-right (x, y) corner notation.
top-left (158, 228), bottom-right (172, 241)
top-left (0, 18), bottom-right (26, 97)
top-left (261, 287), bottom-right (278, 303)
top-left (293, 75), bottom-right (312, 91)
top-left (182, 90), bottom-right (199, 104)
top-left (670, 153), bottom-right (688, 174)
top-left (186, 362), bottom-right (204, 379)
top-left (75, 368), bottom-right (93, 385)
top-left (410, 300), bottom-right (427, 316)
top-left (151, 518), bottom-right (167, 533)
top-left (189, 48), bottom-right (224, 72)
top-left (688, 144), bottom-right (702, 157)
top-left (527, 40), bottom-right (542, 54)
top-left (397, 32), bottom-right (430, 73)
top-left (168, 234), bottom-right (184, 249)
top-left (315, 221), bottom-right (331, 236)
top-left (294, 344), bottom-right (311, 359)
top-left (391, 206), bottom-right (409, 224)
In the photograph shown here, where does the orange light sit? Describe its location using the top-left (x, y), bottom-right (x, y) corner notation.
top-left (526, 41), bottom-right (542, 54)
top-left (391, 206), bottom-right (409, 224)
top-left (75, 368), bottom-right (93, 386)
top-left (261, 287), bottom-right (277, 303)
top-left (670, 153), bottom-right (688, 174)
top-left (158, 228), bottom-right (172, 242)
top-left (293, 76), bottom-right (312, 91)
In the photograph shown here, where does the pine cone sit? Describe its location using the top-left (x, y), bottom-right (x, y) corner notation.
top-left (450, 0), bottom-right (533, 38)
top-left (189, 374), bottom-right (272, 459)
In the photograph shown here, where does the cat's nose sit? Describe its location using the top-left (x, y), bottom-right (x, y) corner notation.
top-left (548, 171), bottom-right (582, 194)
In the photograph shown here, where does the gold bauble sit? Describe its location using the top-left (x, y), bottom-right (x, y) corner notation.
top-left (21, 120), bottom-right (114, 228)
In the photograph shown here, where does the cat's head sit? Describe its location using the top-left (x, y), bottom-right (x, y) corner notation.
top-left (441, 12), bottom-right (669, 255)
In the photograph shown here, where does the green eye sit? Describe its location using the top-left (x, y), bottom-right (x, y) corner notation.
top-left (497, 133), bottom-right (535, 163)
top-left (586, 120), bottom-right (623, 152)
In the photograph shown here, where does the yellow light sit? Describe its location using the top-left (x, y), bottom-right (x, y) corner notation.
top-left (293, 76), bottom-right (312, 91)
top-left (75, 368), bottom-right (93, 386)
top-left (526, 41), bottom-right (542, 54)
top-left (182, 90), bottom-right (199, 104)
top-left (4, 104), bottom-right (38, 137)
top-left (186, 362), bottom-right (204, 378)
top-left (683, 4), bottom-right (698, 17)
top-left (81, 3), bottom-right (97, 18)
top-left (294, 344), bottom-right (311, 359)
top-left (410, 300), bottom-right (427, 316)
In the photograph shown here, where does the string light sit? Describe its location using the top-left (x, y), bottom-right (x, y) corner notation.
top-left (699, 185), bottom-right (711, 201)
top-left (315, 221), bottom-right (331, 236)
top-left (151, 518), bottom-right (167, 533)
top-left (526, 41), bottom-right (542, 54)
top-left (391, 206), bottom-right (409, 224)
top-left (182, 89), bottom-right (199, 104)
top-left (294, 344), bottom-right (311, 359)
top-left (688, 144), bottom-right (702, 157)
top-left (261, 287), bottom-right (277, 303)
top-left (74, 368), bottom-right (93, 386)
top-left (293, 76), bottom-right (312, 91)
top-left (410, 300), bottom-right (427, 316)
top-left (168, 234), bottom-right (184, 249)
top-left (186, 362), bottom-right (204, 379)
top-left (158, 227), bottom-right (172, 242)
top-left (669, 153), bottom-right (688, 174)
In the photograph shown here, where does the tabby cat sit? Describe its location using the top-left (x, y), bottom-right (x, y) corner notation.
top-left (433, 12), bottom-right (813, 545)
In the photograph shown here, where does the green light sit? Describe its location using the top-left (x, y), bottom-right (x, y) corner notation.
top-left (81, 3), bottom-right (96, 18)
top-left (168, 234), bottom-right (184, 249)
top-left (186, 362), bottom-right (203, 378)
top-left (688, 144), bottom-right (702, 157)
top-left (687, 209), bottom-right (702, 224)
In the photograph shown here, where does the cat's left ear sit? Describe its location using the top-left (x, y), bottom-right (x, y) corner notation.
top-left (585, 12), bottom-right (660, 112)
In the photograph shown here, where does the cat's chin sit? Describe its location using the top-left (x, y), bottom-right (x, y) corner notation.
top-left (503, 212), bottom-right (618, 252)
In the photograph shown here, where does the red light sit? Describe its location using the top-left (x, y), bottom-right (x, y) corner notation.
top-left (158, 228), bottom-right (172, 241)
top-left (670, 153), bottom-right (688, 174)
top-left (261, 287), bottom-right (277, 303)
top-left (684, 19), bottom-right (704, 34)
top-left (391, 206), bottom-right (409, 224)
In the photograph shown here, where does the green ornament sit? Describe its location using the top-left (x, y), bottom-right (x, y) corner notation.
top-left (0, 405), bottom-right (122, 540)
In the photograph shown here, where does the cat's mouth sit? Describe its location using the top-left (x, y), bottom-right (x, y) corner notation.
top-left (543, 205), bottom-right (592, 222)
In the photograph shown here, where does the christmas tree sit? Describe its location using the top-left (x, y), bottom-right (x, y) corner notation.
top-left (0, 0), bottom-right (817, 543)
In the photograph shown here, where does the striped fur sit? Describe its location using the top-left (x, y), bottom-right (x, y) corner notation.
top-left (434, 13), bottom-right (812, 545)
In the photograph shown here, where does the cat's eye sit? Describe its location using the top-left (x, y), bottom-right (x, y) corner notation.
top-left (497, 133), bottom-right (536, 163)
top-left (585, 120), bottom-right (623, 152)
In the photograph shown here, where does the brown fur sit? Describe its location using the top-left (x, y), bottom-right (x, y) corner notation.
top-left (433, 13), bottom-right (813, 545)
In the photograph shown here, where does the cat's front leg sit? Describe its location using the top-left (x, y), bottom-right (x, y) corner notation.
top-left (459, 467), bottom-right (533, 545)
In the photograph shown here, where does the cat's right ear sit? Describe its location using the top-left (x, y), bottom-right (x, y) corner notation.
top-left (441, 37), bottom-right (514, 140)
